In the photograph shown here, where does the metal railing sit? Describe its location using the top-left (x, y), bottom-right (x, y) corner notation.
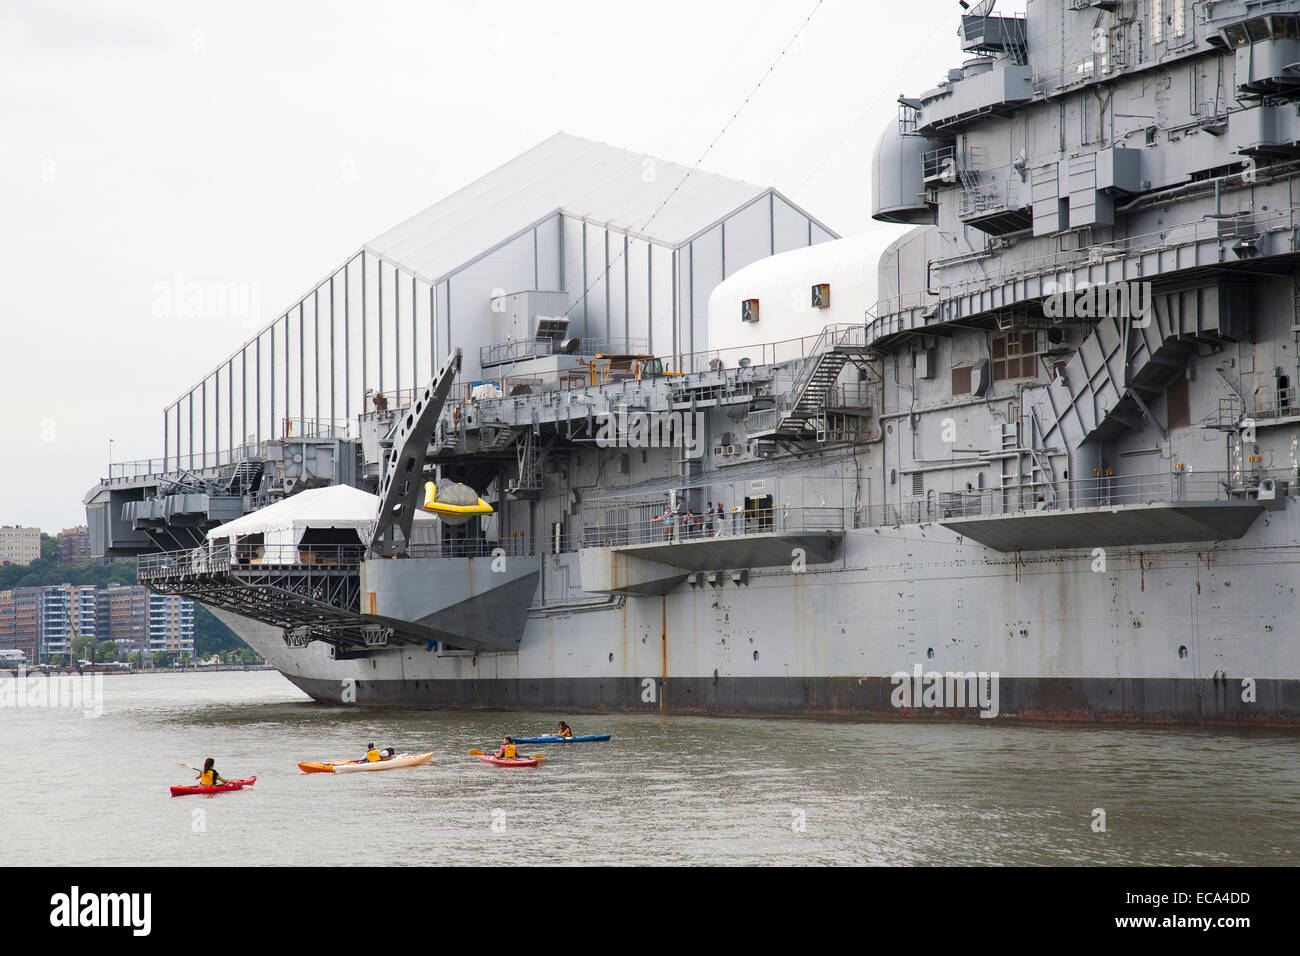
top-left (138, 536), bottom-right (557, 577)
top-left (871, 205), bottom-right (1300, 335)
top-left (863, 469), bottom-right (1294, 528)
top-left (674, 324), bottom-right (869, 377)
top-left (957, 179), bottom-right (1025, 219)
top-left (479, 337), bottom-right (649, 368)
top-left (138, 544), bottom-right (365, 578)
top-left (107, 458), bottom-right (171, 481)
top-left (922, 145), bottom-right (957, 183)
top-left (1246, 386), bottom-right (1299, 421)
top-left (379, 324), bottom-right (877, 420)
top-left (824, 382), bottom-right (872, 409)
top-left (744, 408), bottom-right (780, 433)
top-left (404, 537), bottom-right (535, 560)
top-left (109, 420), bottom-right (354, 483)
top-left (1210, 389), bottom-right (1300, 430)
top-left (278, 418), bottom-right (352, 440)
top-left (580, 506), bottom-right (847, 549)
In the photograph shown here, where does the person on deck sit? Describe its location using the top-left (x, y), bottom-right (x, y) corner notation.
top-left (654, 505), bottom-right (677, 542)
top-left (197, 757), bottom-right (229, 787)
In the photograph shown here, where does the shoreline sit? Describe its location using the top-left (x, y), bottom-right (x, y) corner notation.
top-left (0, 664), bottom-right (274, 677)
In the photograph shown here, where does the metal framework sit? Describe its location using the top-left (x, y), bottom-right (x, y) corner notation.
top-left (136, 546), bottom-right (424, 652)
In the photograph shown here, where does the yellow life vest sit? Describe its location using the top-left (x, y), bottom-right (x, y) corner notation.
top-left (365, 749), bottom-right (381, 762)
top-left (200, 770), bottom-right (215, 786)
top-left (502, 744), bottom-right (518, 758)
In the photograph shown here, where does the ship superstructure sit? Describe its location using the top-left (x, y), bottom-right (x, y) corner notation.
top-left (89, 5), bottom-right (1300, 724)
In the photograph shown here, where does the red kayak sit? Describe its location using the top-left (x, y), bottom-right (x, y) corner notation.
top-left (477, 754), bottom-right (538, 768)
top-left (170, 776), bottom-right (257, 797)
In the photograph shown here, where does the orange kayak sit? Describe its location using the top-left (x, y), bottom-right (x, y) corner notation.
top-left (298, 759), bottom-right (356, 773)
top-left (299, 752), bottom-right (433, 773)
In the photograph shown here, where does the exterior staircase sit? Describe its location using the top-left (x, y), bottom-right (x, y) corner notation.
top-left (480, 423), bottom-right (518, 452)
top-left (763, 325), bottom-right (873, 437)
top-left (219, 459), bottom-right (261, 496)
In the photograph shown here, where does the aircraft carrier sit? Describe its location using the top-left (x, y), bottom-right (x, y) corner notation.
top-left (87, 1), bottom-right (1300, 725)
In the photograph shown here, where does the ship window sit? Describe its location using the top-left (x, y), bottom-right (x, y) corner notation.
top-left (1272, 15), bottom-right (1296, 39)
top-left (1167, 377), bottom-right (1191, 430)
top-left (1245, 17), bottom-right (1269, 43)
top-left (741, 299), bottom-right (760, 323)
top-left (811, 283), bottom-right (830, 309)
top-left (990, 332), bottom-right (1039, 383)
top-left (1222, 23), bottom-right (1247, 47)
top-left (951, 365), bottom-right (973, 396)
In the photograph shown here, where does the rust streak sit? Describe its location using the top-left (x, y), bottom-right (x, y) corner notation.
top-left (660, 597), bottom-right (667, 713)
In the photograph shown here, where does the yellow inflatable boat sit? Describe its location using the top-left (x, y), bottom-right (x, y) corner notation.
top-left (422, 480), bottom-right (493, 523)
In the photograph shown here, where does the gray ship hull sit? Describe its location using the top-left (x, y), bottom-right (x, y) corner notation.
top-left (276, 673), bottom-right (1299, 726)
top-left (213, 513), bottom-right (1300, 728)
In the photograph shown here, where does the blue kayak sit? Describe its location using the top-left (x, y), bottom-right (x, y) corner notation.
top-left (510, 733), bottom-right (612, 744)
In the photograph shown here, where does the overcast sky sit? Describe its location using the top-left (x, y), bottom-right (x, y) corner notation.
top-left (0, 0), bottom-right (1015, 531)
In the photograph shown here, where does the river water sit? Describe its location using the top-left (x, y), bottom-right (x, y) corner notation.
top-left (1, 670), bottom-right (1296, 866)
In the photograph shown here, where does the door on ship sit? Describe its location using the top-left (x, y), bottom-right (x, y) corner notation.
top-left (744, 495), bottom-right (773, 534)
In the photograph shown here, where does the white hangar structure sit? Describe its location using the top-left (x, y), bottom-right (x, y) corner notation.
top-left (161, 132), bottom-right (838, 472)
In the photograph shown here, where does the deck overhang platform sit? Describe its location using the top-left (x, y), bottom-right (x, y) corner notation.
top-left (940, 500), bottom-right (1265, 552)
top-left (581, 532), bottom-right (842, 595)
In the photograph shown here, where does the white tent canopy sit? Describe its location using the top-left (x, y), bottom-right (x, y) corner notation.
top-left (207, 485), bottom-right (436, 561)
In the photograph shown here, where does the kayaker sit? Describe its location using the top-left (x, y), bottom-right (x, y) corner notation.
top-left (498, 736), bottom-right (520, 759)
top-left (363, 742), bottom-right (384, 762)
top-left (557, 721), bottom-right (574, 738)
top-left (196, 757), bottom-right (229, 787)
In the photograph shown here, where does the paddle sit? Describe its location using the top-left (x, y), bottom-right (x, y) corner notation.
top-left (176, 761), bottom-right (253, 785)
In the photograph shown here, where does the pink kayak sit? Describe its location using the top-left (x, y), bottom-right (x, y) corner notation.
top-left (477, 754), bottom-right (538, 768)
top-left (170, 776), bottom-right (257, 796)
